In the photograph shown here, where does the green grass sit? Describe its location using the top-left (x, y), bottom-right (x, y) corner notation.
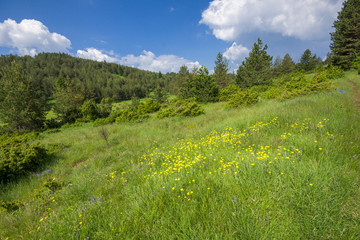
top-left (1, 71), bottom-right (360, 239)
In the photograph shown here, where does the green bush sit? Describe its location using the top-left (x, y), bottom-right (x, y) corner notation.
top-left (226, 90), bottom-right (259, 108)
top-left (99, 97), bottom-right (113, 118)
top-left (81, 99), bottom-right (100, 121)
top-left (175, 101), bottom-right (204, 117)
top-left (115, 108), bottom-right (149, 122)
top-left (93, 117), bottom-right (114, 127)
top-left (137, 99), bottom-right (161, 114)
top-left (0, 133), bottom-right (48, 182)
top-left (156, 107), bottom-right (175, 119)
top-left (219, 84), bottom-right (241, 101)
top-left (324, 65), bottom-right (345, 79)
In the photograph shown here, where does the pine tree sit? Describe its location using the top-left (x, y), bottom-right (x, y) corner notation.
top-left (181, 66), bottom-right (219, 102)
top-left (214, 52), bottom-right (229, 88)
top-left (236, 38), bottom-right (273, 88)
top-left (53, 76), bottom-right (86, 123)
top-left (0, 61), bottom-right (46, 131)
top-left (297, 49), bottom-right (321, 72)
top-left (330, 0), bottom-right (360, 69)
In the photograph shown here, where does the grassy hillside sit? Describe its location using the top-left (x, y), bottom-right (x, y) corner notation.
top-left (1, 71), bottom-right (359, 239)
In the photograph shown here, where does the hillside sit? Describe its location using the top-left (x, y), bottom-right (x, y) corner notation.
top-left (0, 53), bottom-right (176, 101)
top-left (0, 71), bottom-right (359, 239)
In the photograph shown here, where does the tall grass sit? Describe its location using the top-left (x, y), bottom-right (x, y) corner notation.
top-left (1, 72), bottom-right (359, 239)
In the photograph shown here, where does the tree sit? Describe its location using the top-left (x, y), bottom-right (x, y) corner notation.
top-left (236, 38), bottom-right (273, 88)
top-left (330, 0), bottom-right (360, 69)
top-left (214, 52), bottom-right (229, 88)
top-left (297, 49), bottom-right (322, 72)
top-left (0, 61), bottom-right (46, 131)
top-left (175, 65), bottom-right (190, 95)
top-left (274, 53), bottom-right (296, 76)
top-left (53, 76), bottom-right (86, 123)
top-left (181, 66), bottom-right (219, 102)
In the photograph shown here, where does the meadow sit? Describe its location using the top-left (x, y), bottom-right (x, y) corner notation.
top-left (0, 71), bottom-right (359, 239)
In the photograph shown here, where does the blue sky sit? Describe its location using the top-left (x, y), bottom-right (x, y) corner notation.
top-left (0, 0), bottom-right (344, 73)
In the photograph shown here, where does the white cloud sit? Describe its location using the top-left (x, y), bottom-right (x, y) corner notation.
top-left (76, 48), bottom-right (200, 73)
top-left (223, 42), bottom-right (250, 63)
top-left (76, 48), bottom-right (118, 62)
top-left (119, 50), bottom-right (200, 73)
top-left (0, 18), bottom-right (71, 56)
top-left (200, 0), bottom-right (343, 41)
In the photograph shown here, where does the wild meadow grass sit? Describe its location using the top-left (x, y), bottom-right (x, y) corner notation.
top-left (1, 71), bottom-right (359, 239)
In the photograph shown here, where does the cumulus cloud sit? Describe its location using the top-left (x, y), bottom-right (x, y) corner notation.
top-left (200, 0), bottom-right (343, 41)
top-left (76, 48), bottom-right (200, 73)
top-left (0, 18), bottom-right (71, 56)
top-left (119, 50), bottom-right (200, 73)
top-left (77, 48), bottom-right (118, 62)
top-left (223, 42), bottom-right (250, 63)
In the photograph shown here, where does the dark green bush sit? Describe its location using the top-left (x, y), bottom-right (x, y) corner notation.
top-left (0, 133), bottom-right (47, 182)
top-left (81, 99), bottom-right (100, 121)
top-left (226, 90), bottom-right (259, 108)
top-left (99, 97), bottom-right (113, 118)
top-left (0, 199), bottom-right (23, 212)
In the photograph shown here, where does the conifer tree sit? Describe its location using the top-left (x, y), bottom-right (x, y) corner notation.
top-left (330, 0), bottom-right (360, 69)
top-left (0, 61), bottom-right (46, 131)
top-left (181, 66), bottom-right (219, 102)
top-left (236, 38), bottom-right (273, 88)
top-left (214, 52), bottom-right (229, 88)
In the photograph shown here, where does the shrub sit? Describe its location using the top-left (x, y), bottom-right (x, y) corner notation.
top-left (99, 97), bottom-right (113, 118)
top-left (174, 99), bottom-right (205, 117)
top-left (81, 99), bottom-right (100, 121)
top-left (219, 84), bottom-right (241, 101)
top-left (0, 133), bottom-right (48, 182)
top-left (137, 99), bottom-right (161, 114)
top-left (115, 108), bottom-right (149, 122)
top-left (226, 90), bottom-right (259, 108)
top-left (324, 65), bottom-right (345, 79)
top-left (156, 107), bottom-right (175, 119)
top-left (93, 117), bottom-right (114, 127)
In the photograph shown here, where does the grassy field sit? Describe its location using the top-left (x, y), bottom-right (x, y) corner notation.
top-left (1, 71), bottom-right (359, 239)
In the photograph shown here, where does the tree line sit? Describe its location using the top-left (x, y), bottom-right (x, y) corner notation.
top-left (0, 0), bottom-right (359, 132)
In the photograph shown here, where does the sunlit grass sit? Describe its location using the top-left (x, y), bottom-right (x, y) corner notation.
top-left (1, 71), bottom-right (359, 239)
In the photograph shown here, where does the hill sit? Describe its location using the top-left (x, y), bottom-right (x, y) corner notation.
top-left (0, 53), bottom-right (176, 101)
top-left (0, 71), bottom-right (359, 239)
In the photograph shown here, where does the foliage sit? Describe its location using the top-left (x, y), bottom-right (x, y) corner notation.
top-left (0, 133), bottom-right (47, 182)
top-left (226, 89), bottom-right (259, 108)
top-left (98, 97), bottom-right (113, 118)
top-left (81, 99), bottom-right (100, 122)
top-left (262, 71), bottom-right (335, 101)
top-left (115, 108), bottom-right (149, 122)
top-left (219, 84), bottom-right (241, 101)
top-left (0, 53), bottom-right (175, 100)
top-left (236, 38), bottom-right (273, 88)
top-left (173, 99), bottom-right (205, 117)
top-left (297, 49), bottom-right (322, 72)
top-left (152, 87), bottom-right (167, 104)
top-left (330, 0), bottom-right (360, 69)
top-left (137, 99), bottom-right (161, 114)
top-left (273, 53), bottom-right (296, 76)
top-left (214, 52), bottom-right (229, 88)
top-left (53, 76), bottom-right (86, 123)
top-left (155, 107), bottom-right (176, 119)
top-left (0, 61), bottom-right (46, 131)
top-left (181, 66), bottom-right (219, 102)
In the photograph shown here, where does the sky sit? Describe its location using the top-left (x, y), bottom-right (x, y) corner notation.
top-left (0, 0), bottom-right (344, 73)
